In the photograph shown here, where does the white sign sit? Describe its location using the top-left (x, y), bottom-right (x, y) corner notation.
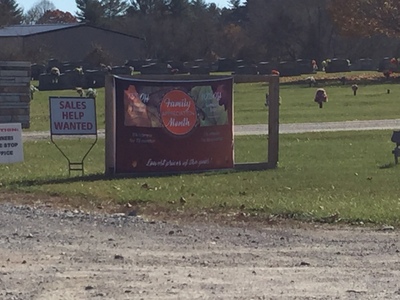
top-left (49, 97), bottom-right (97, 135)
top-left (0, 123), bottom-right (23, 164)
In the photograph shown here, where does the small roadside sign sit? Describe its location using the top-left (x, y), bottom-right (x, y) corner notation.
top-left (49, 97), bottom-right (97, 135)
top-left (0, 123), bottom-right (23, 164)
top-left (49, 96), bottom-right (98, 175)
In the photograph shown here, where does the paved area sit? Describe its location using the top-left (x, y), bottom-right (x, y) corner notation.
top-left (23, 119), bottom-right (400, 141)
top-left (234, 119), bottom-right (400, 135)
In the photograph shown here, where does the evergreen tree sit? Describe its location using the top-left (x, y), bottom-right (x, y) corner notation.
top-left (128, 0), bottom-right (168, 16)
top-left (167, 0), bottom-right (189, 17)
top-left (0, 0), bottom-right (23, 26)
top-left (76, 0), bottom-right (104, 24)
top-left (101, 0), bottom-right (130, 19)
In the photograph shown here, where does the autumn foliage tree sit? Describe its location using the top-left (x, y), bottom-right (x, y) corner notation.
top-left (329, 0), bottom-right (400, 37)
top-left (37, 9), bottom-right (78, 24)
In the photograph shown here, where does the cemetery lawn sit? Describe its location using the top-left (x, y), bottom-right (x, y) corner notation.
top-left (2, 130), bottom-right (400, 226)
top-left (28, 71), bottom-right (400, 131)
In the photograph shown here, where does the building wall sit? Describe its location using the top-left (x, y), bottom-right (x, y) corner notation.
top-left (23, 26), bottom-right (146, 66)
top-left (0, 37), bottom-right (24, 59)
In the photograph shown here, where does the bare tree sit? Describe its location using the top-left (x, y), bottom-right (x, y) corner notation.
top-left (24, 0), bottom-right (56, 24)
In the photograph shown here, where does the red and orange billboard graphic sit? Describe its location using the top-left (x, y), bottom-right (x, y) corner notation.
top-left (113, 76), bottom-right (234, 174)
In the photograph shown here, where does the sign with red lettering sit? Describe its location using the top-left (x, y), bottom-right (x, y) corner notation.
top-left (49, 97), bottom-right (97, 135)
top-left (0, 123), bottom-right (23, 164)
top-left (109, 76), bottom-right (234, 174)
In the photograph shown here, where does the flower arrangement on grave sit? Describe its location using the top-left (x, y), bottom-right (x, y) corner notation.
top-left (271, 69), bottom-right (280, 76)
top-left (351, 84), bottom-right (358, 96)
top-left (314, 88), bottom-right (328, 108)
top-left (383, 70), bottom-right (393, 79)
top-left (305, 76), bottom-right (316, 87)
top-left (85, 88), bottom-right (97, 99)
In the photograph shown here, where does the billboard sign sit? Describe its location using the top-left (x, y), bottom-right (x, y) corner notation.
top-left (111, 76), bottom-right (234, 174)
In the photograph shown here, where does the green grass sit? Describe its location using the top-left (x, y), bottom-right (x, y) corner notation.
top-left (2, 130), bottom-right (400, 225)
top-left (14, 73), bottom-right (400, 225)
top-left (235, 82), bottom-right (400, 125)
top-left (28, 72), bottom-right (400, 131)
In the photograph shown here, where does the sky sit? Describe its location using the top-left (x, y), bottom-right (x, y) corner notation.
top-left (18, 0), bottom-right (231, 14)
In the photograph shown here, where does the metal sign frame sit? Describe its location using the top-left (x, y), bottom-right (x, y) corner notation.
top-left (49, 96), bottom-right (98, 176)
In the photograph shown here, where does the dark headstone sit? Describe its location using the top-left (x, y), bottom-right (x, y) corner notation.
top-left (325, 58), bottom-right (351, 73)
top-left (296, 59), bottom-right (314, 74)
top-left (39, 73), bottom-right (60, 91)
top-left (378, 57), bottom-right (391, 72)
top-left (111, 66), bottom-right (131, 75)
top-left (216, 58), bottom-right (236, 72)
top-left (278, 61), bottom-right (301, 77)
top-left (258, 62), bottom-right (277, 75)
top-left (125, 59), bottom-right (147, 72)
top-left (235, 64), bottom-right (258, 75)
top-left (85, 70), bottom-right (106, 88)
top-left (30, 63), bottom-right (46, 80)
top-left (63, 70), bottom-right (85, 88)
top-left (46, 58), bottom-right (61, 73)
top-left (140, 63), bottom-right (171, 75)
top-left (166, 61), bottom-right (188, 74)
top-left (351, 58), bottom-right (375, 71)
top-left (189, 66), bottom-right (210, 75)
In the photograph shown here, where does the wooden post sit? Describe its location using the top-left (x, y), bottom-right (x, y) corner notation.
top-left (234, 74), bottom-right (280, 171)
top-left (268, 75), bottom-right (279, 168)
top-left (105, 75), bottom-right (116, 175)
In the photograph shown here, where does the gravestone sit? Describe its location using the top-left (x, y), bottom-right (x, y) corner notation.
top-left (189, 66), bottom-right (210, 75)
top-left (38, 73), bottom-right (60, 90)
top-left (325, 58), bottom-right (351, 73)
top-left (235, 64), bottom-right (258, 75)
top-left (216, 58), bottom-right (236, 72)
top-left (140, 63), bottom-right (171, 75)
top-left (46, 58), bottom-right (61, 73)
top-left (351, 58), bottom-right (375, 71)
top-left (111, 66), bottom-right (131, 75)
top-left (278, 61), bottom-right (301, 76)
top-left (30, 63), bottom-right (46, 80)
top-left (125, 59), bottom-right (147, 72)
top-left (296, 59), bottom-right (314, 74)
top-left (85, 70), bottom-right (106, 88)
top-left (258, 62), bottom-right (277, 75)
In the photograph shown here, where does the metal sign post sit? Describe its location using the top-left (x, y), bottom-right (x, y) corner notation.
top-left (49, 96), bottom-right (98, 176)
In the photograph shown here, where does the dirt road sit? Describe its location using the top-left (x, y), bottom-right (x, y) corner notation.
top-left (1, 200), bottom-right (399, 300)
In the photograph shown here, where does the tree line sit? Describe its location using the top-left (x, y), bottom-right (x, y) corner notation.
top-left (2, 0), bottom-right (400, 65)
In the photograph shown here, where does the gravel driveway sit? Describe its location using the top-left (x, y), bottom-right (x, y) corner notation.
top-left (2, 120), bottom-right (399, 299)
top-left (1, 200), bottom-right (399, 300)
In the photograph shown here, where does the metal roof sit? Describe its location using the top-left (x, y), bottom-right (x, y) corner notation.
top-left (0, 23), bottom-right (81, 37)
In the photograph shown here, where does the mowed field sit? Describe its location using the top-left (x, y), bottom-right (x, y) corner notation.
top-left (0, 70), bottom-right (397, 226)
